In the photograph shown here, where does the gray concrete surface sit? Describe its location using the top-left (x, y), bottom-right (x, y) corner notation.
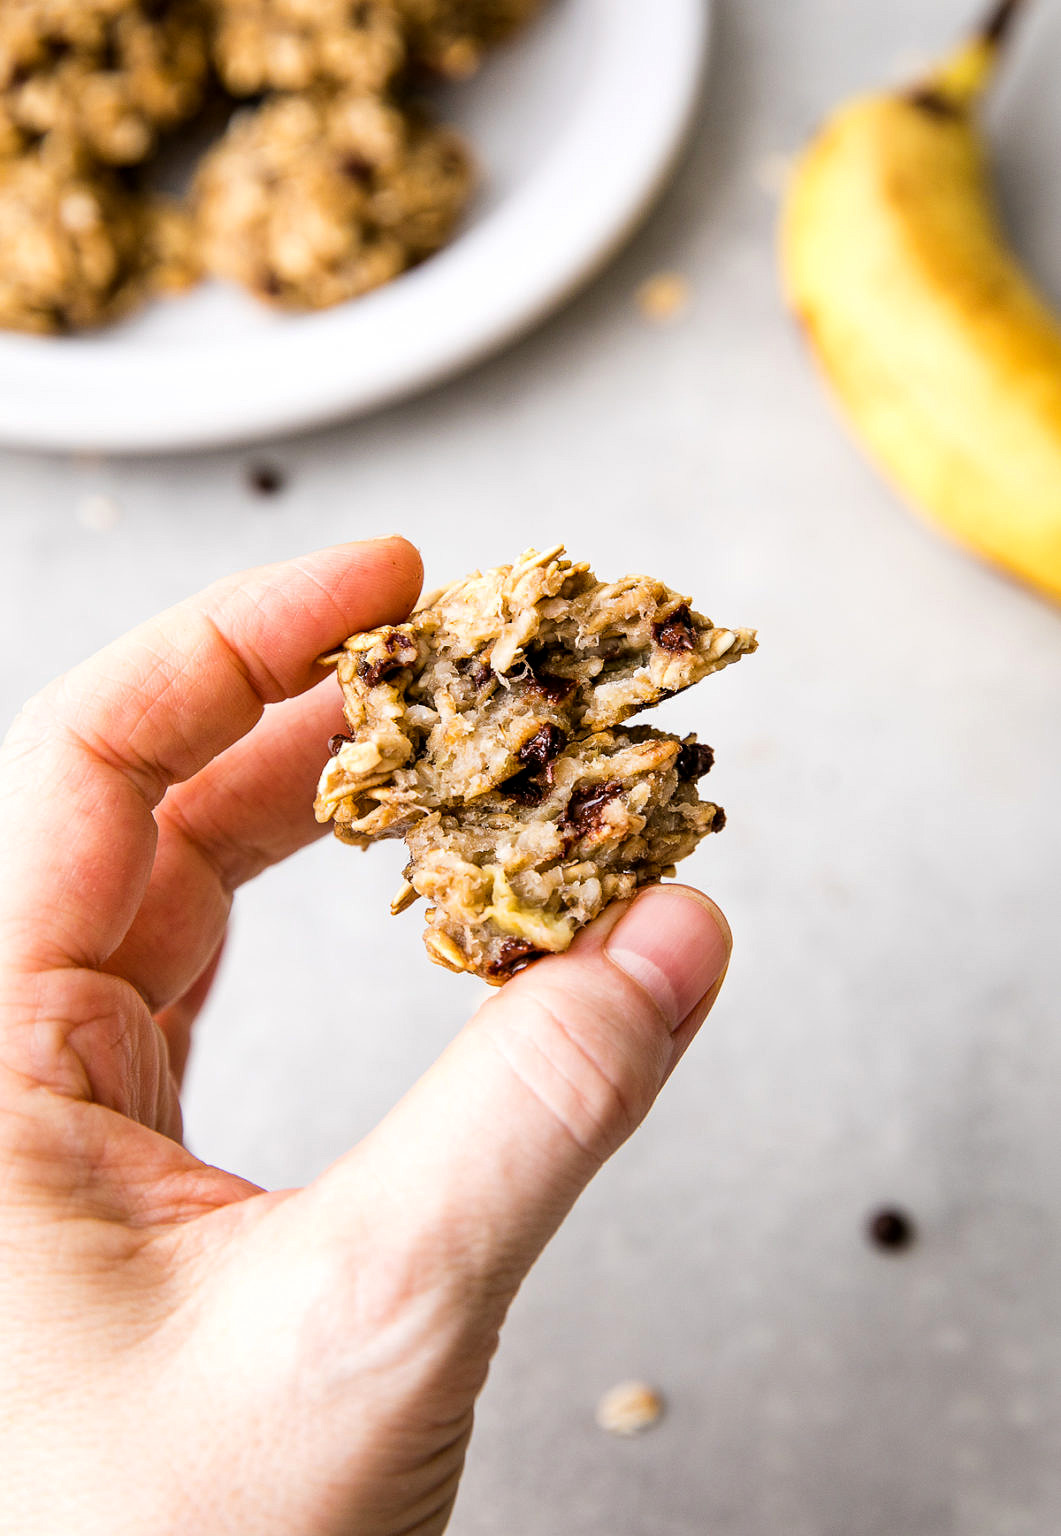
top-left (2, 2), bottom-right (1061, 1532)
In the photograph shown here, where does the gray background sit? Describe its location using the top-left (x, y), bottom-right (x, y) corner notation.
top-left (2, 1), bottom-right (1061, 1532)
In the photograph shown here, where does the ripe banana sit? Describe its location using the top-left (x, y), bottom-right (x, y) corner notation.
top-left (780, 0), bottom-right (1061, 603)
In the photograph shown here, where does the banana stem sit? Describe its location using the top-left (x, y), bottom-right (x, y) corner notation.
top-left (981, 0), bottom-right (1025, 46)
top-left (916, 0), bottom-right (1029, 110)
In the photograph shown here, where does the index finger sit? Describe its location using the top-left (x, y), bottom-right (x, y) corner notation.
top-left (0, 537), bottom-right (421, 971)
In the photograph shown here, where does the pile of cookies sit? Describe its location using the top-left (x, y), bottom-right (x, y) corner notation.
top-left (0, 0), bottom-right (542, 334)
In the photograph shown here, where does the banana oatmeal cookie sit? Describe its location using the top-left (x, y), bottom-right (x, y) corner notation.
top-left (399, 727), bottom-right (723, 981)
top-left (0, 144), bottom-right (195, 332)
top-left (211, 0), bottom-right (407, 97)
top-left (316, 546), bottom-right (756, 842)
top-left (0, 0), bottom-right (208, 165)
top-left (315, 547), bottom-right (756, 982)
top-left (396, 0), bottom-right (546, 77)
top-left (194, 91), bottom-right (472, 309)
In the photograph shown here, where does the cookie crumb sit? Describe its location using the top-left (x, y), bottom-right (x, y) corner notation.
top-left (636, 272), bottom-right (690, 324)
top-left (246, 462), bottom-right (286, 497)
top-left (867, 1207), bottom-right (917, 1252)
top-left (595, 1381), bottom-right (664, 1436)
top-left (76, 492), bottom-right (122, 532)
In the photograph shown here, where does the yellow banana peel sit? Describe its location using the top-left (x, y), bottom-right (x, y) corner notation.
top-left (780, 0), bottom-right (1061, 603)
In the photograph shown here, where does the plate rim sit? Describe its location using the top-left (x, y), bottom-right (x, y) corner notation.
top-left (0, 0), bottom-right (711, 454)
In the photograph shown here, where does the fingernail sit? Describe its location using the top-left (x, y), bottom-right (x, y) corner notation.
top-left (604, 886), bottom-right (731, 1031)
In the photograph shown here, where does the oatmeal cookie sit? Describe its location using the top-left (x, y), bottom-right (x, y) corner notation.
top-left (397, 727), bottom-right (723, 981)
top-left (314, 547), bottom-right (755, 983)
top-left (0, 0), bottom-right (208, 165)
top-left (396, 0), bottom-right (545, 77)
top-left (315, 545), bottom-right (757, 842)
top-left (211, 0), bottom-right (407, 96)
top-left (0, 145), bottom-right (192, 332)
top-left (194, 91), bottom-right (472, 309)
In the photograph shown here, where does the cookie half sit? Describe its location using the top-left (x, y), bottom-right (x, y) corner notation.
top-left (398, 727), bottom-right (723, 982)
top-left (315, 545), bottom-right (756, 841)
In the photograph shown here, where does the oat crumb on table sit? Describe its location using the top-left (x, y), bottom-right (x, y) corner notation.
top-left (75, 492), bottom-right (123, 531)
top-left (595, 1381), bottom-right (665, 1436)
top-left (636, 271), bottom-right (691, 323)
top-left (314, 546), bottom-right (756, 983)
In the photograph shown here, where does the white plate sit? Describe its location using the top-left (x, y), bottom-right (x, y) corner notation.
top-left (0, 0), bottom-right (709, 453)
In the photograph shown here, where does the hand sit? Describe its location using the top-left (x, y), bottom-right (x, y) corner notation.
top-left (0, 538), bottom-right (731, 1536)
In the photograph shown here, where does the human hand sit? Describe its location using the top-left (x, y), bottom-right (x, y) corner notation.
top-left (0, 538), bottom-right (731, 1536)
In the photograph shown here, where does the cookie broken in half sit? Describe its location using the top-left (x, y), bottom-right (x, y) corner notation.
top-left (314, 546), bottom-right (756, 982)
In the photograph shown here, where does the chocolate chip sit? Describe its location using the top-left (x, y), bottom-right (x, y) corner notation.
top-left (340, 153), bottom-right (375, 185)
top-left (328, 733), bottom-right (354, 755)
top-left (906, 87), bottom-right (962, 119)
top-left (100, 30), bottom-right (121, 70)
top-left (260, 270), bottom-right (284, 297)
top-left (485, 939), bottom-right (544, 980)
top-left (867, 1207), bottom-right (916, 1252)
top-left (456, 656), bottom-right (492, 689)
top-left (676, 741), bottom-right (714, 781)
top-left (523, 654), bottom-right (576, 703)
top-left (653, 603), bottom-right (697, 654)
top-left (246, 462), bottom-right (285, 496)
top-left (350, 0), bottom-right (374, 23)
top-left (357, 629), bottom-right (416, 687)
top-left (561, 780), bottom-right (623, 841)
top-left (504, 724), bottom-right (566, 803)
top-left (518, 724), bottom-right (566, 772)
top-left (712, 806), bottom-right (726, 831)
top-left (505, 764), bottom-right (553, 807)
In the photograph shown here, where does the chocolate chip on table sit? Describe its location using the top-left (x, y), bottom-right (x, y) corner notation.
top-left (867, 1207), bottom-right (917, 1252)
top-left (676, 741), bottom-right (714, 781)
top-left (653, 603), bottom-right (697, 654)
top-left (246, 461), bottom-right (286, 496)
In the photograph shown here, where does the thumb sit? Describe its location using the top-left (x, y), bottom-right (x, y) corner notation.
top-left (312, 884), bottom-right (731, 1303)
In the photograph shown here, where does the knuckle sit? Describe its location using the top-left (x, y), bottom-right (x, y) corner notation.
top-left (488, 984), bottom-right (660, 1165)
